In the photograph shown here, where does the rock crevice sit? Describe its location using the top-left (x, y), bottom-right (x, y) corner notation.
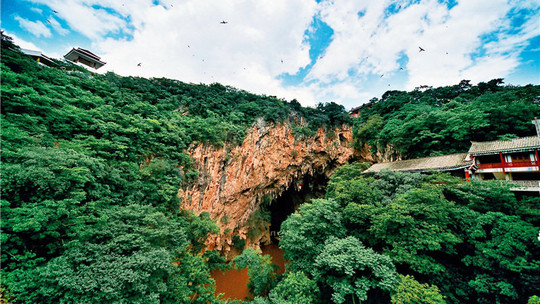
top-left (178, 122), bottom-right (356, 255)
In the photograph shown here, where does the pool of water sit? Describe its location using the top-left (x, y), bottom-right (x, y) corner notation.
top-left (211, 244), bottom-right (285, 301)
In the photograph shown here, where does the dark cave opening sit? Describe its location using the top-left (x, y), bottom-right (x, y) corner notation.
top-left (267, 173), bottom-right (329, 242)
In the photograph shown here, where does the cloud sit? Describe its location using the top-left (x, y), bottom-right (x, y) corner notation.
top-left (29, 0), bottom-right (128, 39)
top-left (7, 31), bottom-right (42, 50)
top-left (92, 0), bottom-right (317, 103)
top-left (48, 17), bottom-right (69, 36)
top-left (6, 31), bottom-right (64, 59)
top-left (14, 16), bottom-right (51, 38)
top-left (306, 0), bottom-right (539, 103)
top-left (30, 7), bottom-right (43, 14)
top-left (22, 0), bottom-right (539, 108)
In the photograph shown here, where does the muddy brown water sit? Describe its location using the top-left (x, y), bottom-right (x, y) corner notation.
top-left (211, 244), bottom-right (286, 301)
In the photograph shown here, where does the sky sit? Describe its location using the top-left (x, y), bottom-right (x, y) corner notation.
top-left (1, 0), bottom-right (539, 109)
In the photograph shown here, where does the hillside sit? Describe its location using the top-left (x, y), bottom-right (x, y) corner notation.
top-left (2, 31), bottom-right (539, 304)
top-left (352, 80), bottom-right (540, 161)
top-left (0, 34), bottom-right (350, 303)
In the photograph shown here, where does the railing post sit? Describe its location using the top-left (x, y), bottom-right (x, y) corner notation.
top-left (499, 152), bottom-right (506, 174)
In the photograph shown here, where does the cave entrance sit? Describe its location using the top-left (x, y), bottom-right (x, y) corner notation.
top-left (267, 173), bottom-right (329, 243)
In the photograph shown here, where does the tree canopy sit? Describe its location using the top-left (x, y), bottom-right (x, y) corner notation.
top-left (1, 34), bottom-right (348, 303)
top-left (275, 166), bottom-right (539, 304)
top-left (352, 80), bottom-right (540, 159)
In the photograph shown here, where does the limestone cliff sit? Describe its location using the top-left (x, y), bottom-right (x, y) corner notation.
top-left (178, 120), bottom-right (356, 256)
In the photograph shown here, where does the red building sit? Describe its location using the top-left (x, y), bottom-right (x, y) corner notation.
top-left (363, 134), bottom-right (540, 193)
top-left (469, 136), bottom-right (540, 192)
top-left (350, 106), bottom-right (362, 118)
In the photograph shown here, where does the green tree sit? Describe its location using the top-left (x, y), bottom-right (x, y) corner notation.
top-left (268, 271), bottom-right (319, 304)
top-left (312, 236), bottom-right (397, 304)
top-left (279, 199), bottom-right (347, 273)
top-left (3, 204), bottom-right (219, 304)
top-left (352, 80), bottom-right (540, 159)
top-left (463, 212), bottom-right (539, 304)
top-left (391, 274), bottom-right (446, 304)
top-left (233, 248), bottom-right (279, 297)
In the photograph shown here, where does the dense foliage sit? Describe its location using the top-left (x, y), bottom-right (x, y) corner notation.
top-left (352, 79), bottom-right (540, 159)
top-left (3, 31), bottom-right (539, 304)
top-left (273, 164), bottom-right (539, 304)
top-left (0, 33), bottom-right (349, 304)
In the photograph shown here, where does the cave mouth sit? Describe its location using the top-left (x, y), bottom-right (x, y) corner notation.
top-left (267, 173), bottom-right (329, 243)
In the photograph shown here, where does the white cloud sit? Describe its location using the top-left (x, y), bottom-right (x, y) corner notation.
top-left (48, 17), bottom-right (69, 36)
top-left (21, 0), bottom-right (540, 107)
top-left (30, 0), bottom-right (128, 39)
top-left (307, 0), bottom-right (539, 102)
top-left (92, 0), bottom-right (318, 104)
top-left (7, 31), bottom-right (42, 50)
top-left (14, 16), bottom-right (51, 38)
top-left (30, 7), bottom-right (43, 14)
top-left (7, 31), bottom-right (64, 59)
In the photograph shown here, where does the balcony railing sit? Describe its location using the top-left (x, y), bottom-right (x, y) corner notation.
top-left (477, 160), bottom-right (538, 169)
top-left (509, 180), bottom-right (540, 188)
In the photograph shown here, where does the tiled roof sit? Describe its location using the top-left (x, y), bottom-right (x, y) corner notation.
top-left (64, 47), bottom-right (106, 69)
top-left (21, 48), bottom-right (57, 67)
top-left (77, 48), bottom-right (101, 60)
top-left (21, 48), bottom-right (42, 57)
top-left (469, 136), bottom-right (540, 155)
top-left (363, 153), bottom-right (472, 173)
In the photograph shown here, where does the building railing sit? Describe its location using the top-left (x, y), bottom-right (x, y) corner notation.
top-left (509, 180), bottom-right (540, 187)
top-left (477, 160), bottom-right (538, 169)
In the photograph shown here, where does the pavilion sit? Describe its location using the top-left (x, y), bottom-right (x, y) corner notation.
top-left (64, 47), bottom-right (106, 69)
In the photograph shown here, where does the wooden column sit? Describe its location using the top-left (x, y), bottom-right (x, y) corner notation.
top-left (499, 152), bottom-right (506, 174)
top-left (534, 149), bottom-right (540, 171)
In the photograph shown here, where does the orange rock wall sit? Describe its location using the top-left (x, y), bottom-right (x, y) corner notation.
top-left (178, 120), bottom-right (356, 256)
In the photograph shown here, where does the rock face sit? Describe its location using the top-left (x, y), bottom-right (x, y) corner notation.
top-left (178, 120), bottom-right (356, 256)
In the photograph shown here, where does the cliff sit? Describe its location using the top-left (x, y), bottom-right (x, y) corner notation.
top-left (178, 119), bottom-right (356, 256)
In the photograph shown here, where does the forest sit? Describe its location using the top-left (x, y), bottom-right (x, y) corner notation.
top-left (1, 31), bottom-right (539, 304)
top-left (352, 79), bottom-right (540, 159)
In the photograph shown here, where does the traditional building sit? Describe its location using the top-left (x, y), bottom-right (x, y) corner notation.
top-left (363, 152), bottom-right (473, 178)
top-left (350, 106), bottom-right (362, 118)
top-left (469, 136), bottom-right (540, 192)
top-left (349, 103), bottom-right (374, 118)
top-left (363, 135), bottom-right (540, 193)
top-left (21, 48), bottom-right (57, 67)
top-left (64, 47), bottom-right (106, 69)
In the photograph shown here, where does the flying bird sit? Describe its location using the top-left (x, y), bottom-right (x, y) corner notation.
top-left (53, 10), bottom-right (58, 13)
top-left (281, 59), bottom-right (283, 63)
top-left (220, 20), bottom-right (228, 24)
top-left (46, 19), bottom-right (51, 24)
top-left (419, 46), bottom-right (425, 52)
top-left (137, 63), bottom-right (142, 67)
top-left (380, 74), bottom-right (384, 78)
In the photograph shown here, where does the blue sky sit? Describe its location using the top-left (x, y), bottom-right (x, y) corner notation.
top-left (2, 0), bottom-right (539, 109)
